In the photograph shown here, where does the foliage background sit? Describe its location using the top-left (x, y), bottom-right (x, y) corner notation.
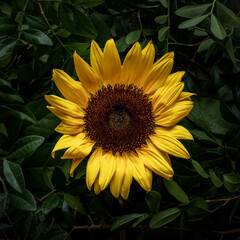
top-left (0, 0), bottom-right (240, 239)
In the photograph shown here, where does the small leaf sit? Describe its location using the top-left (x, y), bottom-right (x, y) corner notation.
top-left (175, 4), bottom-right (212, 18)
top-left (223, 173), bottom-right (240, 192)
top-left (73, 0), bottom-right (103, 7)
top-left (3, 159), bottom-right (25, 193)
top-left (0, 86), bottom-right (24, 103)
top-left (0, 194), bottom-right (7, 218)
top-left (209, 169), bottom-right (223, 188)
top-left (186, 197), bottom-right (211, 215)
top-left (178, 14), bottom-right (209, 29)
top-left (155, 15), bottom-right (168, 24)
top-left (22, 29), bottom-right (53, 46)
top-left (210, 14), bottom-right (226, 40)
top-left (224, 37), bottom-right (236, 66)
top-left (64, 194), bottom-right (87, 216)
top-left (145, 190), bottom-right (161, 213)
top-left (7, 135), bottom-right (45, 160)
top-left (9, 190), bottom-right (37, 211)
top-left (163, 179), bottom-right (190, 203)
top-left (126, 30), bottom-right (141, 45)
top-left (150, 207), bottom-right (182, 229)
top-left (25, 15), bottom-right (48, 31)
top-left (0, 41), bottom-right (16, 58)
top-left (111, 214), bottom-right (143, 231)
top-left (33, 218), bottom-right (54, 240)
top-left (192, 159), bottom-right (209, 179)
top-left (132, 213), bottom-right (150, 227)
top-left (42, 194), bottom-right (60, 215)
top-left (197, 38), bottom-right (214, 52)
top-left (158, 26), bottom-right (169, 41)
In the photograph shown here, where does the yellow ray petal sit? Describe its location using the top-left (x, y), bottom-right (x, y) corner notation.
top-left (110, 153), bottom-right (126, 198)
top-left (155, 125), bottom-right (193, 140)
top-left (98, 150), bottom-right (116, 191)
top-left (62, 135), bottom-right (94, 159)
top-left (152, 82), bottom-right (184, 114)
top-left (178, 92), bottom-right (196, 101)
top-left (150, 134), bottom-right (190, 159)
top-left (73, 51), bottom-right (101, 93)
top-left (164, 71), bottom-right (185, 88)
top-left (52, 69), bottom-right (89, 107)
top-left (55, 122), bottom-right (84, 135)
top-left (102, 39), bottom-right (121, 86)
top-left (94, 175), bottom-right (101, 195)
top-left (136, 141), bottom-right (173, 179)
top-left (121, 42), bottom-right (142, 86)
top-left (155, 101), bottom-right (193, 127)
top-left (143, 52), bottom-right (174, 96)
top-left (70, 158), bottom-right (85, 177)
top-left (47, 106), bottom-right (85, 126)
top-left (127, 152), bottom-right (152, 191)
top-left (86, 148), bottom-right (102, 190)
top-left (120, 153), bottom-right (133, 200)
top-left (90, 40), bottom-right (103, 78)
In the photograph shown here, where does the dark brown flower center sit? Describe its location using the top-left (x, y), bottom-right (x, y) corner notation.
top-left (84, 84), bottom-right (155, 154)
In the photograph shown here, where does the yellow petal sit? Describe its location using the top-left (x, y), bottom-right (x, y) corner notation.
top-left (121, 42), bottom-right (142, 86)
top-left (155, 101), bottom-right (193, 127)
top-left (90, 40), bottom-right (103, 78)
top-left (94, 175), bottom-right (101, 195)
top-left (152, 82), bottom-right (184, 114)
top-left (127, 152), bottom-right (152, 191)
top-left (45, 95), bottom-right (84, 119)
top-left (55, 122), bottom-right (84, 135)
top-left (52, 69), bottom-right (89, 107)
top-left (47, 106), bottom-right (85, 126)
top-left (136, 141), bottom-right (173, 179)
top-left (164, 71), bottom-right (185, 88)
top-left (102, 39), bottom-right (121, 86)
top-left (178, 92), bottom-right (196, 101)
top-left (120, 153), bottom-right (133, 200)
top-left (98, 150), bottom-right (116, 191)
top-left (143, 52), bottom-right (174, 96)
top-left (70, 158), bottom-right (85, 177)
top-left (110, 153), bottom-right (126, 198)
top-left (73, 51), bottom-right (101, 93)
top-left (150, 133), bottom-right (190, 159)
top-left (155, 125), bottom-right (193, 140)
top-left (62, 135), bottom-right (94, 159)
top-left (86, 148), bottom-right (101, 190)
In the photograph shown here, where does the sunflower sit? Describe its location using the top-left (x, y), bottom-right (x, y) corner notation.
top-left (45, 39), bottom-right (194, 199)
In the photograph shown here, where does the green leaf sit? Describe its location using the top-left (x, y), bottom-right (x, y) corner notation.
top-left (0, 41), bottom-right (16, 58)
top-left (3, 159), bottom-right (25, 193)
top-left (25, 15), bottom-right (48, 31)
top-left (110, 214), bottom-right (143, 231)
top-left (186, 197), bottom-right (211, 215)
top-left (145, 190), bottom-right (161, 213)
top-left (163, 179), bottom-right (190, 203)
top-left (64, 194), bottom-right (87, 216)
top-left (62, 200), bottom-right (76, 226)
top-left (10, 104), bottom-right (36, 124)
top-left (132, 213), bottom-right (150, 227)
top-left (158, 26), bottom-right (169, 41)
top-left (22, 29), bottom-right (53, 46)
top-left (210, 14), bottom-right (226, 40)
top-left (126, 30), bottom-right (141, 45)
top-left (0, 86), bottom-right (24, 103)
top-left (0, 194), bottom-right (7, 219)
top-left (223, 173), bottom-right (240, 192)
top-left (21, 213), bottom-right (37, 240)
top-left (192, 159), bottom-right (209, 179)
top-left (9, 190), bottom-right (37, 211)
top-left (149, 207), bottom-right (182, 229)
top-left (229, 198), bottom-right (240, 223)
top-left (209, 169), bottom-right (223, 188)
top-left (63, 42), bottom-right (89, 51)
top-left (42, 194), bottom-right (60, 215)
top-left (155, 15), bottom-right (168, 24)
top-left (73, 0), bottom-right (103, 7)
top-left (175, 4), bottom-right (212, 18)
top-left (33, 218), bottom-right (54, 240)
top-left (178, 14), bottom-right (209, 29)
top-left (7, 135), bottom-right (45, 160)
top-left (216, 2), bottom-right (240, 28)
top-left (224, 37), bottom-right (236, 66)
top-left (46, 231), bottom-right (67, 240)
top-left (197, 38), bottom-right (214, 52)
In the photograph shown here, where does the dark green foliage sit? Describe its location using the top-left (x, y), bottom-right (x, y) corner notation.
top-left (0, 0), bottom-right (240, 239)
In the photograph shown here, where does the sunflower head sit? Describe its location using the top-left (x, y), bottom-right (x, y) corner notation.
top-left (45, 39), bottom-right (194, 199)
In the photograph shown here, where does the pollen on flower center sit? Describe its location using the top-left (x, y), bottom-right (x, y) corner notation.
top-left (84, 84), bottom-right (155, 154)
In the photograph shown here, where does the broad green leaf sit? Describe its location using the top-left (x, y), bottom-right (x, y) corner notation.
top-left (22, 29), bottom-right (53, 46)
top-left (197, 38), bottom-right (214, 52)
top-left (158, 26), bottom-right (169, 41)
top-left (62, 200), bottom-right (76, 226)
top-left (115, 37), bottom-right (129, 52)
top-left (0, 2), bottom-right (11, 16)
top-left (132, 213), bottom-right (150, 227)
top-left (3, 159), bottom-right (25, 193)
top-left (126, 30), bottom-right (141, 45)
top-left (163, 179), bottom-right (190, 203)
top-left (0, 194), bottom-right (7, 218)
top-left (159, 0), bottom-right (167, 8)
top-left (73, 0), bottom-right (103, 7)
top-left (192, 159), bottom-right (209, 179)
top-left (209, 169), bottom-right (223, 188)
top-left (150, 207), bottom-right (182, 228)
top-left (0, 41), bottom-right (16, 58)
top-left (7, 135), bottom-right (45, 159)
top-left (229, 198), bottom-right (240, 223)
top-left (190, 129), bottom-right (218, 145)
top-left (186, 197), bottom-right (211, 215)
top-left (64, 194), bottom-right (87, 216)
top-left (110, 214), bottom-right (143, 231)
top-left (0, 86), bottom-right (24, 103)
top-left (63, 42), bottom-right (89, 51)
top-left (9, 190), bottom-right (37, 211)
top-left (178, 14), bottom-right (209, 29)
top-left (25, 15), bottom-right (48, 31)
top-left (175, 4), bottom-right (212, 18)
top-left (42, 194), bottom-right (60, 215)
top-left (223, 173), bottom-right (240, 192)
top-left (155, 15), bottom-right (168, 24)
top-left (10, 104), bottom-right (36, 124)
top-left (0, 123), bottom-right (7, 137)
top-left (216, 2), bottom-right (240, 28)
top-left (224, 37), bottom-right (236, 66)
top-left (22, 213), bottom-right (37, 240)
top-left (210, 14), bottom-right (226, 40)
top-left (33, 218), bottom-right (54, 240)
top-left (145, 190), bottom-right (161, 213)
